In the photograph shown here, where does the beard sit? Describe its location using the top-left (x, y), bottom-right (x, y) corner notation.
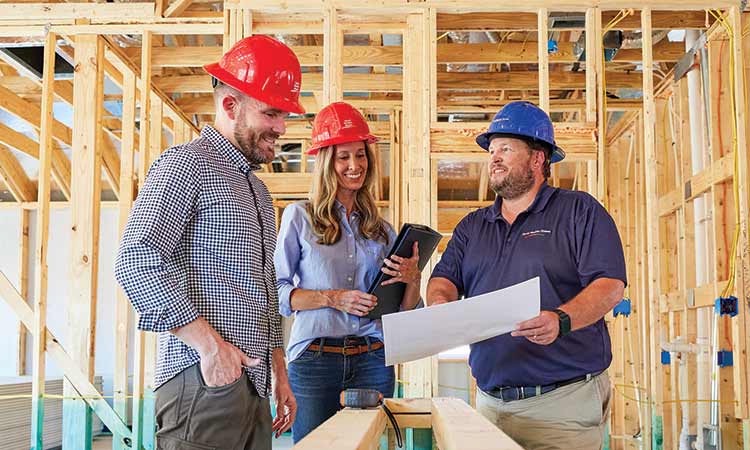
top-left (233, 110), bottom-right (279, 166)
top-left (489, 158), bottom-right (535, 200)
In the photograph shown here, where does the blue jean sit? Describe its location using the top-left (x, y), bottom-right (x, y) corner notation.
top-left (288, 337), bottom-right (395, 443)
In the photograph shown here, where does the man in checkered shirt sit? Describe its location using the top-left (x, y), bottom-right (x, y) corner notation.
top-left (115, 36), bottom-right (306, 450)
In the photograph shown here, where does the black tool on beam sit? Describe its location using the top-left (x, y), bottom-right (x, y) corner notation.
top-left (340, 389), bottom-right (402, 448)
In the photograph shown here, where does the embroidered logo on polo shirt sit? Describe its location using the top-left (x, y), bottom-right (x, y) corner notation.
top-left (522, 229), bottom-right (552, 239)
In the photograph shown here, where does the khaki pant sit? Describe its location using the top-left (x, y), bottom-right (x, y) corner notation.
top-left (476, 372), bottom-right (611, 450)
top-left (155, 363), bottom-right (272, 450)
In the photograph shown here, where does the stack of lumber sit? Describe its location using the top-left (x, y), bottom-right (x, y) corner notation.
top-left (0, 376), bottom-right (103, 450)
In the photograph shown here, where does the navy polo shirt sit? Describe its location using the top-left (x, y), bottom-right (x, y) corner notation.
top-left (431, 183), bottom-right (627, 390)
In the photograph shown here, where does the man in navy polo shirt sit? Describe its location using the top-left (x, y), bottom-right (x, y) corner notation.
top-left (427, 101), bottom-right (626, 450)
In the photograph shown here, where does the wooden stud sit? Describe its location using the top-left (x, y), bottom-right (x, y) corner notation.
top-left (16, 208), bottom-right (29, 376)
top-left (728, 5), bottom-right (750, 423)
top-left (113, 68), bottom-right (137, 450)
top-left (594, 9), bottom-right (605, 202)
top-left (139, 31), bottom-right (153, 182)
top-left (537, 8), bottom-right (549, 114)
top-left (28, 31), bottom-right (56, 450)
top-left (584, 8), bottom-right (598, 197)
top-left (62, 33), bottom-right (104, 450)
top-left (641, 10), bottom-right (663, 450)
top-left (323, 6), bottom-right (343, 104)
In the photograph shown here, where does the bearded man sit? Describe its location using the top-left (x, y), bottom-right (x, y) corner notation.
top-left (426, 101), bottom-right (627, 450)
top-left (115, 36), bottom-right (302, 450)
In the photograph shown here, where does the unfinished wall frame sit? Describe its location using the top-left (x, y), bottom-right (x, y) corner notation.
top-left (0, 3), bottom-right (748, 450)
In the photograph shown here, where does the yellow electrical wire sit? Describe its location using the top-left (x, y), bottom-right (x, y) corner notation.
top-left (706, 9), bottom-right (741, 299)
top-left (598, 9), bottom-right (635, 205)
top-left (614, 383), bottom-right (738, 405)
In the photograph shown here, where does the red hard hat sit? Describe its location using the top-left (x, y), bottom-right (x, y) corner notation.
top-left (204, 35), bottom-right (305, 114)
top-left (307, 102), bottom-right (378, 155)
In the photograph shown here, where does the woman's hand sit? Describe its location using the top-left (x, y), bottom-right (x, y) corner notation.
top-left (326, 290), bottom-right (377, 316)
top-left (381, 241), bottom-right (421, 286)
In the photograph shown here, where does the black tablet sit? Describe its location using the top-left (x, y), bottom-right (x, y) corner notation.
top-left (365, 223), bottom-right (442, 319)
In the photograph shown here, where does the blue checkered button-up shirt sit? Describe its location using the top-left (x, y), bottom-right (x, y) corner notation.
top-left (114, 126), bottom-right (283, 396)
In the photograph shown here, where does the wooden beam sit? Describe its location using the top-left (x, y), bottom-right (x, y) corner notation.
top-left (63, 33), bottom-right (103, 450)
top-left (0, 271), bottom-right (133, 444)
top-left (163, 0), bottom-right (194, 18)
top-left (0, 122), bottom-right (40, 159)
top-left (156, 72), bottom-right (404, 94)
top-left (729, 4), bottom-right (750, 421)
top-left (432, 398), bottom-right (524, 450)
top-left (16, 209), bottom-right (30, 376)
top-left (155, 70), bottom-right (643, 94)
top-left (0, 75), bottom-right (44, 97)
top-left (293, 408), bottom-right (386, 449)
top-left (29, 32), bottom-right (56, 450)
top-left (255, 173), bottom-right (312, 195)
top-left (0, 145), bottom-right (36, 202)
top-left (537, 8), bottom-right (549, 113)
top-left (658, 153), bottom-right (734, 217)
top-left (641, 7), bottom-right (664, 440)
top-left (436, 10), bottom-right (710, 31)
top-left (430, 122), bottom-right (597, 157)
top-left (1, 2), bottom-right (156, 20)
top-left (0, 84), bottom-right (73, 198)
top-left (125, 41), bottom-right (686, 68)
top-left (113, 68), bottom-right (137, 450)
top-left (139, 31), bottom-right (153, 181)
top-left (323, 6), bottom-right (343, 103)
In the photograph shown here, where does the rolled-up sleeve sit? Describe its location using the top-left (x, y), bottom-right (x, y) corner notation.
top-left (114, 147), bottom-right (202, 332)
top-left (274, 204), bottom-right (303, 317)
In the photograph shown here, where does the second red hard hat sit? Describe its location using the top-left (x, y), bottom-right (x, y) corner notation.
top-left (307, 102), bottom-right (378, 155)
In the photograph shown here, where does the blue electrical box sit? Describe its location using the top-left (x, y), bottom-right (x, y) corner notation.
top-left (661, 351), bottom-right (671, 365)
top-left (717, 350), bottom-right (733, 368)
top-left (613, 298), bottom-right (631, 317)
top-left (715, 296), bottom-right (738, 317)
top-left (547, 39), bottom-right (558, 54)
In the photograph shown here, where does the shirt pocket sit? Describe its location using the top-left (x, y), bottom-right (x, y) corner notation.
top-left (193, 192), bottom-right (254, 267)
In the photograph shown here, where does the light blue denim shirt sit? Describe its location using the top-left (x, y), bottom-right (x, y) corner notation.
top-left (274, 201), bottom-right (397, 362)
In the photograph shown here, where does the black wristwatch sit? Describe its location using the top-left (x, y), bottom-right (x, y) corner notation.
top-left (552, 309), bottom-right (571, 338)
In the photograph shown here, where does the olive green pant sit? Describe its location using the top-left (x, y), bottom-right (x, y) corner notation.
top-left (155, 363), bottom-right (271, 450)
top-left (476, 372), bottom-right (611, 450)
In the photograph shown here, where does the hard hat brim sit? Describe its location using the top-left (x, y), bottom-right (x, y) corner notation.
top-left (307, 133), bottom-right (379, 155)
top-left (204, 62), bottom-right (306, 115)
top-left (476, 131), bottom-right (566, 163)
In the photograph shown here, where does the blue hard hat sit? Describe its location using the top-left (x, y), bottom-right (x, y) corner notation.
top-left (475, 101), bottom-right (565, 163)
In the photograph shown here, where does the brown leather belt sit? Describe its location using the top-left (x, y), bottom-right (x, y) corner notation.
top-left (307, 340), bottom-right (384, 356)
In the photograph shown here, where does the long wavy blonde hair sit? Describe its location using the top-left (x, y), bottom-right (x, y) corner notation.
top-left (306, 142), bottom-right (389, 246)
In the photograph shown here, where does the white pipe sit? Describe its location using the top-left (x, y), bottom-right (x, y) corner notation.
top-left (686, 30), bottom-right (712, 450)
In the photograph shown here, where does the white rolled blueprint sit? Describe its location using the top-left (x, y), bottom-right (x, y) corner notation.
top-left (382, 277), bottom-right (541, 366)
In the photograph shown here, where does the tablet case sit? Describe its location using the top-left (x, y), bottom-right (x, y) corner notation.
top-left (366, 223), bottom-right (442, 319)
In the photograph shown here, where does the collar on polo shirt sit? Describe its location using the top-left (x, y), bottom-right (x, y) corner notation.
top-left (484, 182), bottom-right (556, 222)
top-left (201, 125), bottom-right (262, 175)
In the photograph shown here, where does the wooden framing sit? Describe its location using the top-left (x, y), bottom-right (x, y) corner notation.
top-left (0, 3), bottom-right (748, 450)
top-left (295, 397), bottom-right (525, 449)
top-left (62, 33), bottom-right (104, 450)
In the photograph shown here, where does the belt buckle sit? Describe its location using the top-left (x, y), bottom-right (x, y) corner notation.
top-left (342, 338), bottom-right (361, 356)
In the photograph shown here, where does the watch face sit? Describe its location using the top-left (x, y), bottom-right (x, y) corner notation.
top-left (555, 309), bottom-right (571, 336)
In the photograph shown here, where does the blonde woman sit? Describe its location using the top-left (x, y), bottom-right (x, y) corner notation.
top-left (274, 102), bottom-right (422, 442)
